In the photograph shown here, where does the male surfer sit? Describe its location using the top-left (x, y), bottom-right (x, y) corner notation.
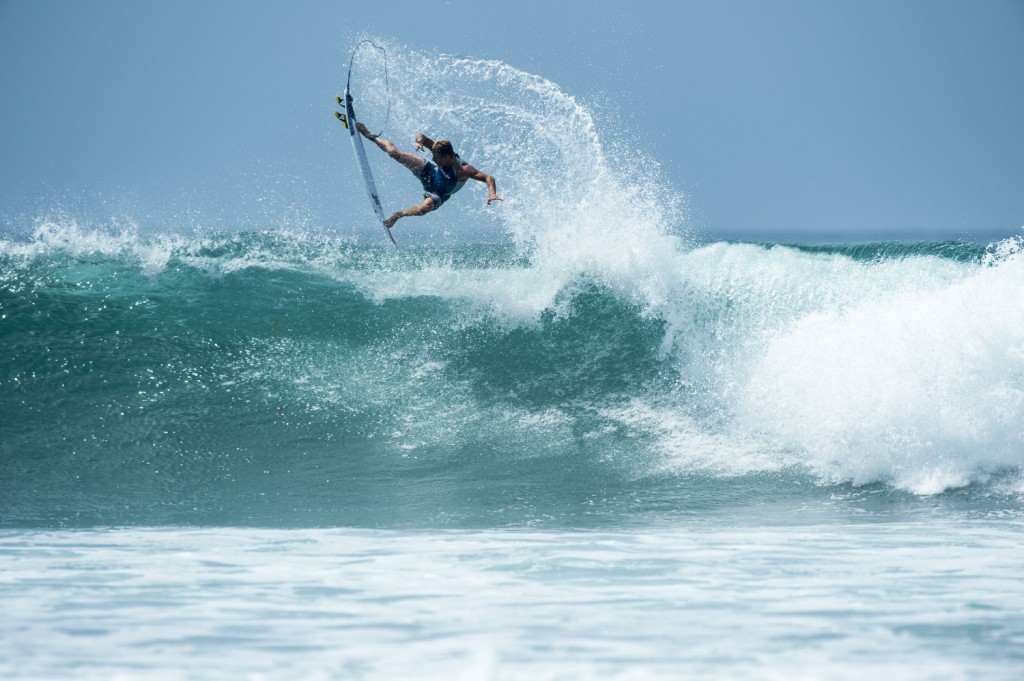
top-left (356, 123), bottom-right (501, 230)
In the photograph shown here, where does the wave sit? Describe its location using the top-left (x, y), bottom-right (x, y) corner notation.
top-left (2, 42), bottom-right (1022, 526)
top-left (2, 223), bottom-right (1021, 510)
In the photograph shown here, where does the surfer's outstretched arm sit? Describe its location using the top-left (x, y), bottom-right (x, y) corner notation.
top-left (357, 123), bottom-right (423, 173)
top-left (459, 164), bottom-right (502, 205)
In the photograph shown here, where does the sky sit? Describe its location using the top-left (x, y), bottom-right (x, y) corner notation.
top-left (1, 0), bottom-right (1022, 241)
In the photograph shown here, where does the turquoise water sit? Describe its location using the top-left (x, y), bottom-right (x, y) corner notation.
top-left (3, 230), bottom-right (1021, 529)
top-left (2, 41), bottom-right (1023, 679)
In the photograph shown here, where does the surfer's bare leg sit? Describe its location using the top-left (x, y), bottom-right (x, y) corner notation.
top-left (385, 197), bottom-right (436, 230)
top-left (357, 123), bottom-right (424, 173)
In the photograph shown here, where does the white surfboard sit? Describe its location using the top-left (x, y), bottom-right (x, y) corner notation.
top-left (338, 91), bottom-right (395, 245)
top-left (337, 41), bottom-right (397, 245)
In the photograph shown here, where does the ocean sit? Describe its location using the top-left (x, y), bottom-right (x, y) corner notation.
top-left (2, 43), bottom-right (1023, 680)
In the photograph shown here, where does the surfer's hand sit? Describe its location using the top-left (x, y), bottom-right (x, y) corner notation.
top-left (487, 195), bottom-right (502, 205)
top-left (356, 123), bottom-right (372, 138)
top-left (414, 133), bottom-right (427, 151)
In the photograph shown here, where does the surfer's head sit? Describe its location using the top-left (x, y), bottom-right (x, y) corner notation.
top-left (431, 139), bottom-right (457, 166)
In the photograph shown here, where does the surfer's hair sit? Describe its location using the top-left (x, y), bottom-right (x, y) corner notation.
top-left (431, 139), bottom-right (455, 157)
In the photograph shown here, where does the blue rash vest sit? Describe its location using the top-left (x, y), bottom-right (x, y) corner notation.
top-left (417, 156), bottom-right (467, 208)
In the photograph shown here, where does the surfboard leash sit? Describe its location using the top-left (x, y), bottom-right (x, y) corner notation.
top-left (344, 39), bottom-right (391, 138)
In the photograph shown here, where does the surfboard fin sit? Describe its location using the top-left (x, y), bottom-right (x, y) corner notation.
top-left (334, 110), bottom-right (348, 128)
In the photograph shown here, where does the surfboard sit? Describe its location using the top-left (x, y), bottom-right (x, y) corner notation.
top-left (337, 42), bottom-right (397, 244)
top-left (336, 92), bottom-right (395, 245)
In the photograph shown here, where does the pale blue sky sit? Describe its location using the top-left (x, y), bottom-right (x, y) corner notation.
top-left (1, 0), bottom-right (1022, 240)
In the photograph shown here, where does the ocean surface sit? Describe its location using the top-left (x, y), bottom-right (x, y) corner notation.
top-left (2, 43), bottom-right (1024, 680)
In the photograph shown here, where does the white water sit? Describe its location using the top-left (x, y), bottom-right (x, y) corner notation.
top-left (3, 523), bottom-right (1023, 681)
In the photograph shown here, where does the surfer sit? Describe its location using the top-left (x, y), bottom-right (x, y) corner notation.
top-left (356, 123), bottom-right (501, 230)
